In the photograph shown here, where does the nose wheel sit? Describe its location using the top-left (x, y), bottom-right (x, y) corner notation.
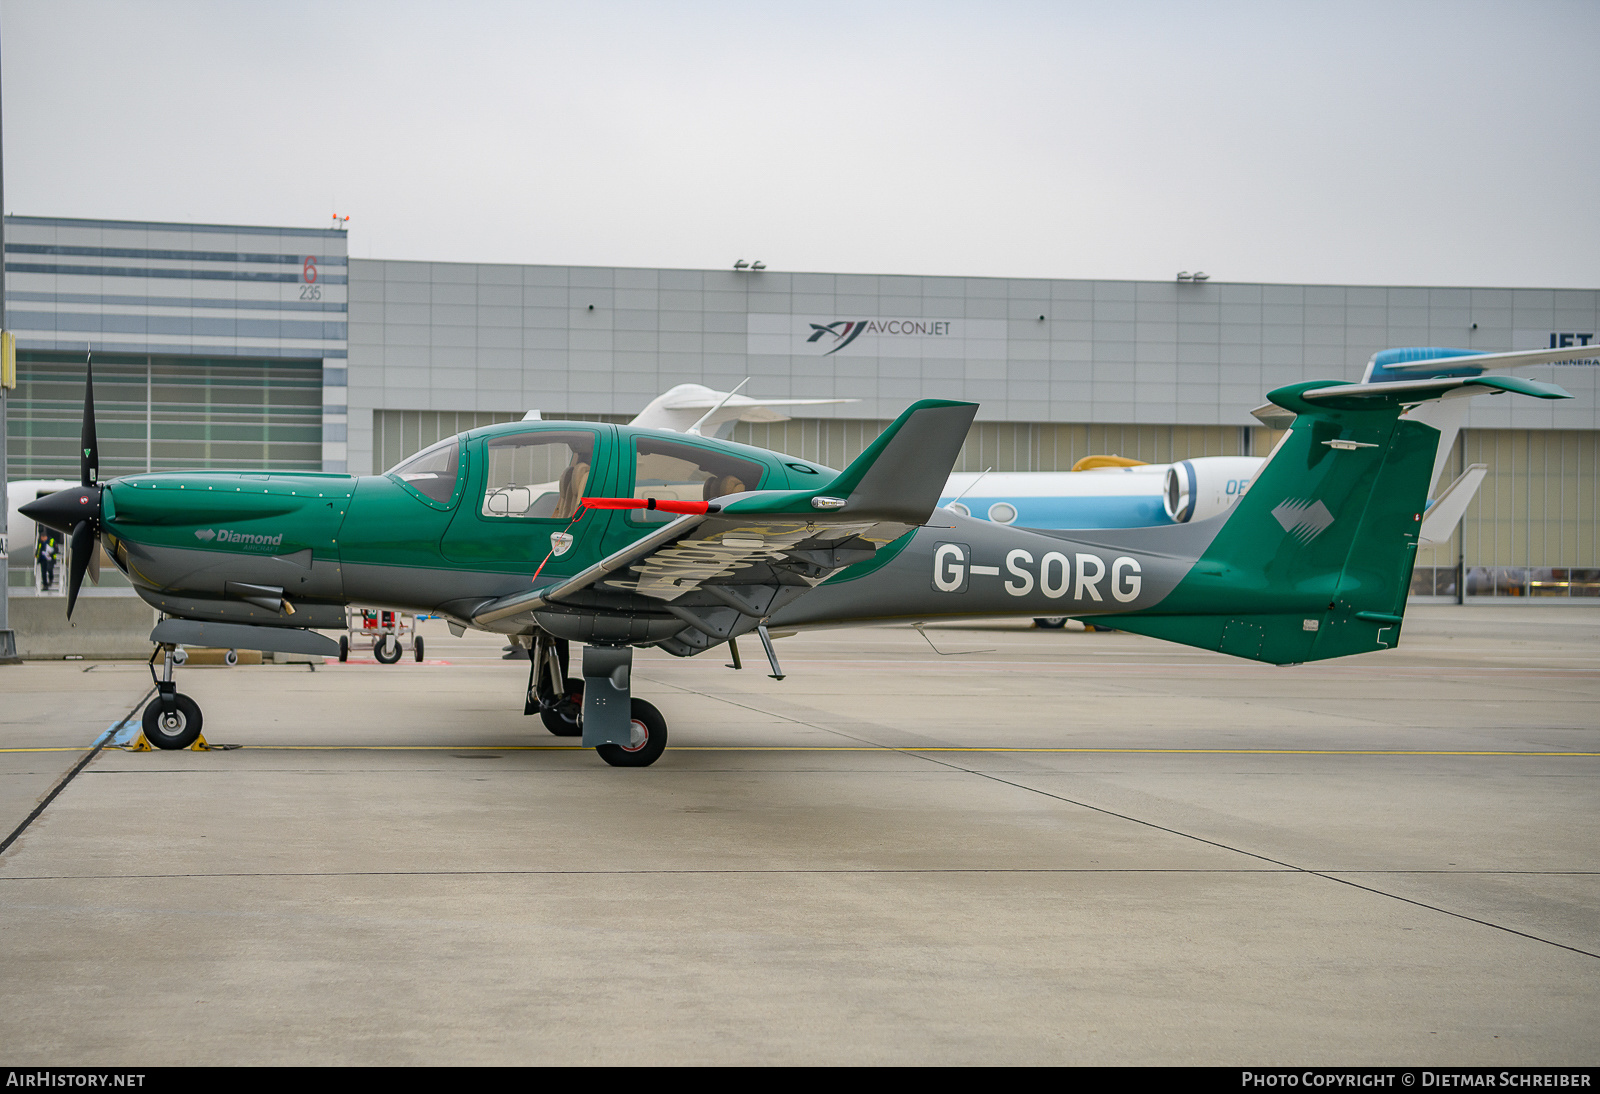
top-left (141, 692), bottom-right (203, 749)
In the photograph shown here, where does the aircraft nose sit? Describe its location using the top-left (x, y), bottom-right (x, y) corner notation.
top-left (19, 486), bottom-right (102, 535)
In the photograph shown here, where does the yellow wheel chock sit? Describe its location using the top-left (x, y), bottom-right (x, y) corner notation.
top-left (120, 731), bottom-right (218, 752)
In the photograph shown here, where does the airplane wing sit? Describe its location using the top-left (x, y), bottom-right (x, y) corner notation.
top-left (629, 382), bottom-right (858, 433)
top-left (469, 399), bottom-right (978, 654)
top-left (1370, 343), bottom-right (1600, 374)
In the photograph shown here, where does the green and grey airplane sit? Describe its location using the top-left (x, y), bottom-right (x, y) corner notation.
top-left (23, 366), bottom-right (1568, 766)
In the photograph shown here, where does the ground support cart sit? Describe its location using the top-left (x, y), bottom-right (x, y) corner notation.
top-left (340, 607), bottom-right (423, 663)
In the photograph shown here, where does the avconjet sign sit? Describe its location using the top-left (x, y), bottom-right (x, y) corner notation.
top-left (805, 318), bottom-right (956, 355)
top-left (863, 320), bottom-right (951, 336)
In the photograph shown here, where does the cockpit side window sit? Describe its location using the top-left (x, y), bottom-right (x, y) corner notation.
top-left (630, 437), bottom-right (766, 523)
top-left (387, 438), bottom-right (461, 505)
top-left (481, 431), bottom-right (597, 520)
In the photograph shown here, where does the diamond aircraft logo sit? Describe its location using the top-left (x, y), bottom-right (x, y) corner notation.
top-left (1271, 499), bottom-right (1335, 544)
top-left (196, 527), bottom-right (284, 549)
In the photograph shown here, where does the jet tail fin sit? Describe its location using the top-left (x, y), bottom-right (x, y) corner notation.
top-left (1091, 378), bottom-right (1565, 664)
top-left (1419, 464), bottom-right (1487, 547)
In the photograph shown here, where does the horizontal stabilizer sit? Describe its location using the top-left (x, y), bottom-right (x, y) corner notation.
top-left (1285, 374), bottom-right (1569, 411)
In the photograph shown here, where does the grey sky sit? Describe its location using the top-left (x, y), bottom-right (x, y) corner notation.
top-left (4, 0), bottom-right (1596, 287)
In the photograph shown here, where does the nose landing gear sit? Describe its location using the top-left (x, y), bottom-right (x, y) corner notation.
top-left (140, 644), bottom-right (206, 750)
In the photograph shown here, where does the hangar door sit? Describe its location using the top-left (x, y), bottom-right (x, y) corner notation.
top-left (6, 350), bottom-right (324, 481)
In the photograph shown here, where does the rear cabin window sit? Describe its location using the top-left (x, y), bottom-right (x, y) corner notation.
top-left (387, 439), bottom-right (460, 505)
top-left (481, 431), bottom-right (596, 520)
top-left (631, 437), bottom-right (765, 523)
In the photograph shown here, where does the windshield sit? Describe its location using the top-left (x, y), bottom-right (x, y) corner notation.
top-left (387, 439), bottom-right (461, 505)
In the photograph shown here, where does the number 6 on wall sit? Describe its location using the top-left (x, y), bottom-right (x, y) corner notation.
top-left (303, 256), bottom-right (318, 283)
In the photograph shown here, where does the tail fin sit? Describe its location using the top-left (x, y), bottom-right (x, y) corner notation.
top-left (1093, 377), bottom-right (1568, 664)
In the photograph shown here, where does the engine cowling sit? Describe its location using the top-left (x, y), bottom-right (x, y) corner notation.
top-left (1163, 457), bottom-right (1265, 523)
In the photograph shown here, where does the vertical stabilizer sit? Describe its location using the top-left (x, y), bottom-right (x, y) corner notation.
top-left (1091, 382), bottom-right (1443, 663)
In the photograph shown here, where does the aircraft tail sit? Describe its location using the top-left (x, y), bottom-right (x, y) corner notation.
top-left (1091, 376), bottom-right (1568, 663)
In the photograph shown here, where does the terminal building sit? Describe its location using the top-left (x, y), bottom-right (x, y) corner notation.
top-left (5, 215), bottom-right (1598, 600)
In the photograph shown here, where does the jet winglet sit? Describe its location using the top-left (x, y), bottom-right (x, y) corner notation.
top-left (723, 399), bottom-right (979, 524)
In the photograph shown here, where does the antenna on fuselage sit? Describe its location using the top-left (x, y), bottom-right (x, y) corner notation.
top-left (943, 467), bottom-right (993, 511)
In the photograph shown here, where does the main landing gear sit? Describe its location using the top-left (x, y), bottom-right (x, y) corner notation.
top-left (524, 636), bottom-right (667, 766)
top-left (141, 644), bottom-right (205, 749)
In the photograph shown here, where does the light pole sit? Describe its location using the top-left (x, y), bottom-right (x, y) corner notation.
top-left (0, 19), bottom-right (16, 664)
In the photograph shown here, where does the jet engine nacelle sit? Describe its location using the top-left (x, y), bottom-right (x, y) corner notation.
top-left (1163, 457), bottom-right (1265, 523)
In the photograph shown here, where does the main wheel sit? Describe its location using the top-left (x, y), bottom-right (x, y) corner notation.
top-left (142, 693), bottom-right (203, 750)
top-left (374, 635), bottom-right (402, 664)
top-left (338, 636), bottom-right (349, 662)
top-left (1033, 617), bottom-right (1068, 629)
top-left (414, 636), bottom-right (425, 662)
top-left (540, 679), bottom-right (584, 737)
top-left (596, 698), bottom-right (667, 768)
top-left (224, 648), bottom-right (239, 666)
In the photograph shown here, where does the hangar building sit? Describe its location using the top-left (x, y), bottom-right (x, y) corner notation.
top-left (5, 215), bottom-right (1597, 599)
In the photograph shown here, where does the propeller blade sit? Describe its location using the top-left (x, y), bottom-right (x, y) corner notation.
top-left (88, 538), bottom-right (102, 586)
top-left (67, 521), bottom-right (94, 619)
top-left (81, 356), bottom-right (99, 487)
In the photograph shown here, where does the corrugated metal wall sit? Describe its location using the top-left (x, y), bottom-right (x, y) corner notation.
top-left (1413, 430), bottom-right (1600, 597)
top-left (730, 418), bottom-right (1252, 472)
top-left (371, 409), bottom-right (626, 473)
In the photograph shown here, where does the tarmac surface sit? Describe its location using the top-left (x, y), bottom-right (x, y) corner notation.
top-left (2, 605), bottom-right (1597, 1065)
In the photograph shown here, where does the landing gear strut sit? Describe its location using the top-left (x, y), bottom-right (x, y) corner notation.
top-left (142, 644), bottom-right (204, 749)
top-left (526, 635), bottom-right (582, 736)
top-left (524, 636), bottom-right (667, 765)
top-left (581, 644), bottom-right (667, 767)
